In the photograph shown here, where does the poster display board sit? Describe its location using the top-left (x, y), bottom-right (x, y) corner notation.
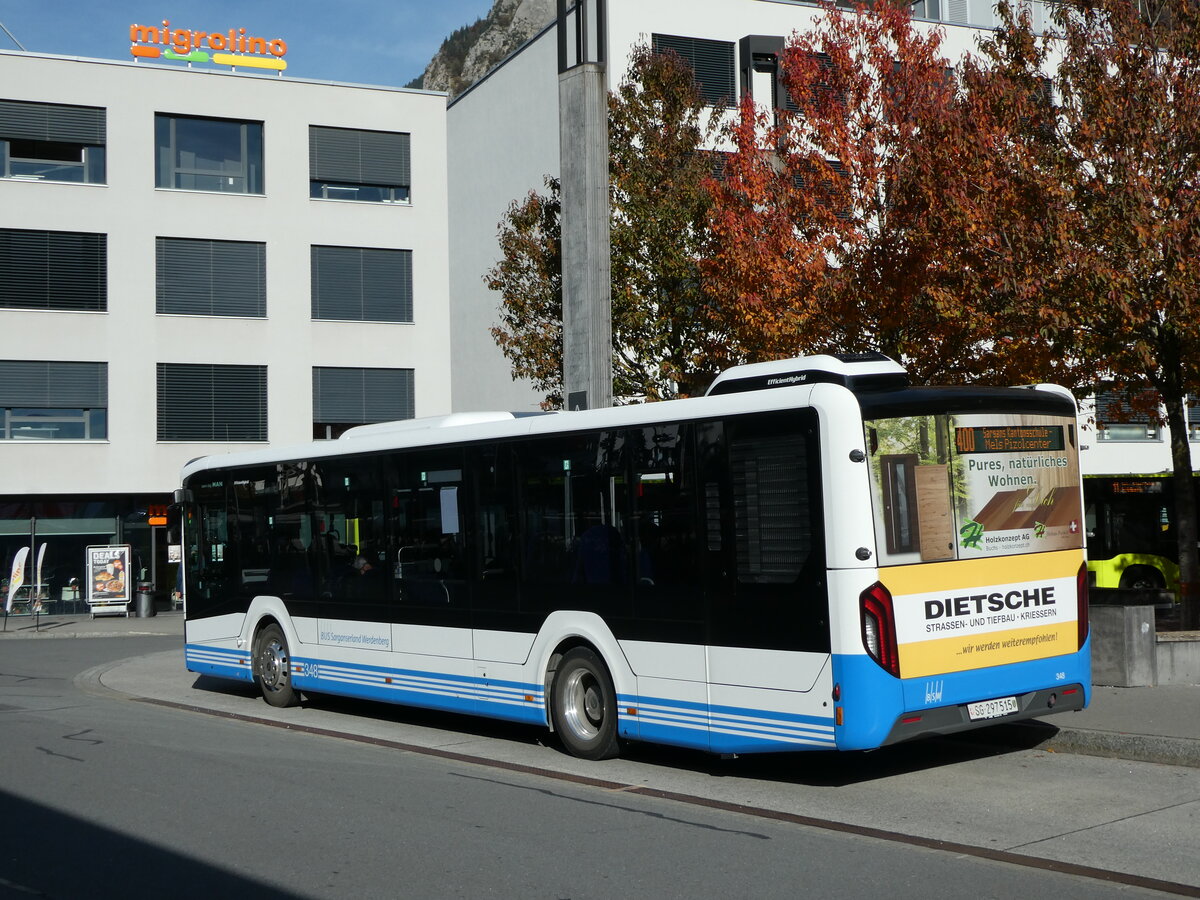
top-left (86, 544), bottom-right (131, 617)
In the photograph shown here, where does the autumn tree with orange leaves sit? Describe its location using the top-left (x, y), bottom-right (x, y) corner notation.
top-left (705, 0), bottom-right (1090, 387)
top-left (976, 0), bottom-right (1200, 628)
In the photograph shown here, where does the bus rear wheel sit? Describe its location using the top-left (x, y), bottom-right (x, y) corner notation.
top-left (551, 647), bottom-right (620, 760)
top-left (253, 623), bottom-right (300, 708)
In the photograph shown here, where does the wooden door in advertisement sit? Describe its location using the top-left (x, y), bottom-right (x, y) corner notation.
top-left (916, 465), bottom-right (954, 561)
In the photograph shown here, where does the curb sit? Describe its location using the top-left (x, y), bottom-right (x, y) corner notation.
top-left (975, 720), bottom-right (1200, 769)
top-left (1032, 727), bottom-right (1200, 769)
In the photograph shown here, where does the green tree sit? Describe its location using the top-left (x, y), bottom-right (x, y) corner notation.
top-left (488, 177), bottom-right (564, 408)
top-left (487, 43), bottom-right (721, 407)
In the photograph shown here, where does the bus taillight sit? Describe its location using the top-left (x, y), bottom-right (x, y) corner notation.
top-left (861, 582), bottom-right (900, 677)
top-left (1077, 562), bottom-right (1090, 649)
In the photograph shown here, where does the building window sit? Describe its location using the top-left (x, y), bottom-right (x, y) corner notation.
top-left (309, 126), bottom-right (410, 204)
top-left (312, 367), bottom-right (414, 439)
top-left (0, 228), bottom-right (107, 312)
top-left (155, 114), bottom-right (263, 194)
top-left (652, 34), bottom-right (736, 107)
top-left (0, 360), bottom-right (107, 440)
top-left (0, 99), bottom-right (106, 184)
top-left (311, 245), bottom-right (413, 323)
top-left (157, 363), bottom-right (267, 441)
top-left (914, 0), bottom-right (1053, 30)
top-left (1096, 389), bottom-right (1159, 441)
top-left (156, 237), bottom-right (266, 317)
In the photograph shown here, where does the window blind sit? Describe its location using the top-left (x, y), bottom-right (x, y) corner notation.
top-left (157, 363), bottom-right (267, 441)
top-left (0, 360), bottom-right (107, 407)
top-left (311, 245), bottom-right (413, 322)
top-left (651, 34), bottom-right (735, 107)
top-left (156, 237), bottom-right (266, 317)
top-left (313, 367), bottom-right (414, 424)
top-left (0, 228), bottom-right (106, 311)
top-left (0, 99), bottom-right (106, 144)
top-left (309, 126), bottom-right (410, 187)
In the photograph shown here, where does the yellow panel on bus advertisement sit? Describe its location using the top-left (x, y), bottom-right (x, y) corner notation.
top-left (881, 549), bottom-right (1083, 679)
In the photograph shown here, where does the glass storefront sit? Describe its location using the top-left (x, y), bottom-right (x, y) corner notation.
top-left (0, 495), bottom-right (175, 615)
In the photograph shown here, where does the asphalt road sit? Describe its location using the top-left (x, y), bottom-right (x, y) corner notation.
top-left (0, 636), bottom-right (1196, 899)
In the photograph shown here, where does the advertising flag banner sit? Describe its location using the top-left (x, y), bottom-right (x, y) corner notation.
top-left (35, 543), bottom-right (46, 588)
top-left (6, 546), bottom-right (29, 613)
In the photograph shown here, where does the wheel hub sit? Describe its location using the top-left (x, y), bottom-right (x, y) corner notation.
top-left (259, 639), bottom-right (286, 690)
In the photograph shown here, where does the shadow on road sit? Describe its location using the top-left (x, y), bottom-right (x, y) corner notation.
top-left (187, 673), bottom-right (1056, 788)
top-left (0, 788), bottom-right (310, 900)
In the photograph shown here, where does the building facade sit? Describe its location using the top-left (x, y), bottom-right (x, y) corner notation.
top-left (0, 50), bottom-right (450, 607)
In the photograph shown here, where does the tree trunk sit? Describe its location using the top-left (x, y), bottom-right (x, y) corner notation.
top-left (1163, 393), bottom-right (1200, 630)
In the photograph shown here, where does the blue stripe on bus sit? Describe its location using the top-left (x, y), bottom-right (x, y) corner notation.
top-left (187, 643), bottom-right (839, 752)
top-left (619, 693), bottom-right (836, 754)
top-left (185, 645), bottom-right (255, 683)
top-left (290, 654), bottom-right (549, 726)
top-left (832, 640), bottom-right (1092, 750)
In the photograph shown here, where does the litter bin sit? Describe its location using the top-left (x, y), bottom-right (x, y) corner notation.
top-left (135, 582), bottom-right (157, 618)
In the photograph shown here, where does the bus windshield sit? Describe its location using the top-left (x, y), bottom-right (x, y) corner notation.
top-left (865, 410), bottom-right (1083, 566)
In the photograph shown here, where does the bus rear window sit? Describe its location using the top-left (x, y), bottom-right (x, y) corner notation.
top-left (865, 412), bottom-right (1083, 565)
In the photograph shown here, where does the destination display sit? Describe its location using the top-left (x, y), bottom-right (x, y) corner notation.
top-left (955, 425), bottom-right (1065, 454)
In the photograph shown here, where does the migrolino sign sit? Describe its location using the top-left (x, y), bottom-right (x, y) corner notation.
top-left (130, 20), bottom-right (288, 71)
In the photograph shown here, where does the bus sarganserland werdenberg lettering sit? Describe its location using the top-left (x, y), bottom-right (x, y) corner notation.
top-left (177, 354), bottom-right (1089, 760)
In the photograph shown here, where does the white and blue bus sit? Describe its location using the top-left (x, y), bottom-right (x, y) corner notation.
top-left (179, 353), bottom-right (1090, 760)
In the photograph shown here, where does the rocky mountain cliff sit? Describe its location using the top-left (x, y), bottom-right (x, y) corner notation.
top-left (408, 0), bottom-right (556, 98)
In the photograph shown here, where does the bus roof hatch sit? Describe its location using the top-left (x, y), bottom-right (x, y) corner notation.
top-left (706, 352), bottom-right (910, 397)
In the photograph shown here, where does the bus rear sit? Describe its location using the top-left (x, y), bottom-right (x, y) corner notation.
top-left (840, 386), bottom-right (1089, 748)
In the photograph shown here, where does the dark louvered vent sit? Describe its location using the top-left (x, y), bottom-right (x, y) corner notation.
top-left (731, 432), bottom-right (810, 583)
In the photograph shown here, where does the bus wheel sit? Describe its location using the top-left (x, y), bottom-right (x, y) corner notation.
top-left (1120, 567), bottom-right (1164, 591)
top-left (253, 623), bottom-right (300, 708)
top-left (551, 647), bottom-right (620, 760)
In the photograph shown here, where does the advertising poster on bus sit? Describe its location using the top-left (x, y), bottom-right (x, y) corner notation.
top-left (867, 411), bottom-right (1084, 678)
top-left (951, 413), bottom-right (1082, 559)
top-left (87, 545), bottom-right (131, 604)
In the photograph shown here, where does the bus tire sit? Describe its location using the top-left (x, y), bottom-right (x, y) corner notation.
top-left (253, 623), bottom-right (300, 708)
top-left (551, 647), bottom-right (620, 761)
top-left (1119, 566), bottom-right (1164, 591)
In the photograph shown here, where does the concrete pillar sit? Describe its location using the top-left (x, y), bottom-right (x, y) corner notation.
top-left (558, 61), bottom-right (611, 411)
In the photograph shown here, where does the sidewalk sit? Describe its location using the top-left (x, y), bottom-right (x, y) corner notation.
top-left (3, 609), bottom-right (1197, 768)
top-left (0, 608), bottom-right (185, 639)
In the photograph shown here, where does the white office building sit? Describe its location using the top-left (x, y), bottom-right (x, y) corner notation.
top-left (0, 49), bottom-right (450, 604)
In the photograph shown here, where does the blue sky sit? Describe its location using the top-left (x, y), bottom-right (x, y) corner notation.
top-left (0, 0), bottom-right (497, 88)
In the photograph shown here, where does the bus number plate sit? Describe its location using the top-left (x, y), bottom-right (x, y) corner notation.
top-left (967, 696), bottom-right (1019, 721)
